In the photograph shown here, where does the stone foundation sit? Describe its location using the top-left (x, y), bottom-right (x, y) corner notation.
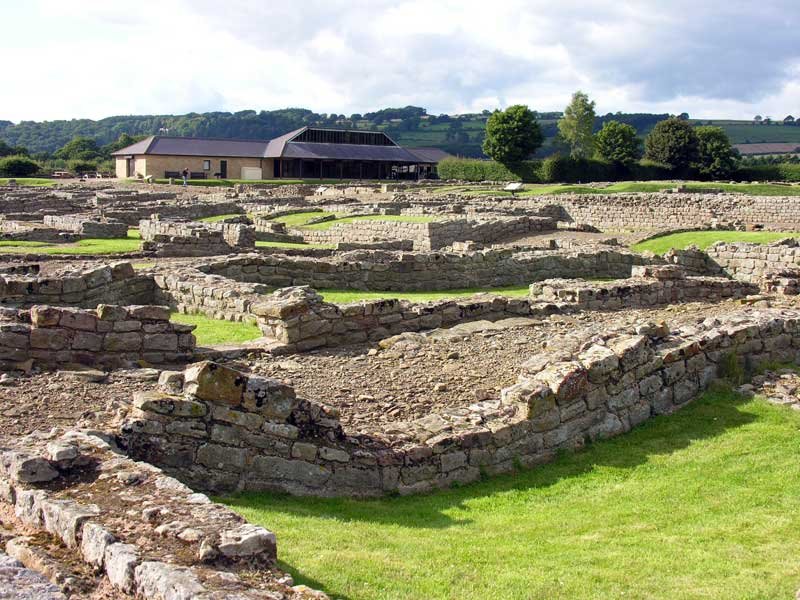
top-left (42, 215), bottom-right (128, 238)
top-left (120, 308), bottom-right (800, 497)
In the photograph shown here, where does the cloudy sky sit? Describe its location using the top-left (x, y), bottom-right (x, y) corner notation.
top-left (3, 0), bottom-right (799, 122)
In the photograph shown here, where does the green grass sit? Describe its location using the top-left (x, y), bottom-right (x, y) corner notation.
top-left (169, 312), bottom-right (262, 346)
top-left (0, 177), bottom-right (57, 186)
top-left (633, 230), bottom-right (800, 254)
top-left (270, 212), bottom-right (335, 228)
top-left (224, 390), bottom-right (800, 600)
top-left (449, 181), bottom-right (800, 197)
top-left (0, 229), bottom-right (142, 255)
top-left (140, 179), bottom-right (383, 187)
top-left (320, 286), bottom-right (530, 303)
top-left (716, 123), bottom-right (800, 144)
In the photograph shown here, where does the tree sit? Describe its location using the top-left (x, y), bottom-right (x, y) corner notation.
top-left (557, 91), bottom-right (596, 158)
top-left (677, 112), bottom-right (690, 120)
top-left (754, 115), bottom-right (763, 124)
top-left (693, 126), bottom-right (737, 179)
top-left (54, 136), bottom-right (101, 161)
top-left (482, 105), bottom-right (543, 164)
top-left (0, 140), bottom-right (29, 157)
top-left (0, 155), bottom-right (40, 177)
top-left (784, 115), bottom-right (795, 125)
top-left (594, 120), bottom-right (641, 166)
top-left (68, 159), bottom-right (98, 174)
top-left (644, 117), bottom-right (699, 172)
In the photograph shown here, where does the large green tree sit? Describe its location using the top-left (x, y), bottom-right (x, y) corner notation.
top-left (594, 120), bottom-right (640, 165)
top-left (0, 155), bottom-right (40, 177)
top-left (54, 136), bottom-right (101, 161)
top-left (644, 117), bottom-right (699, 172)
top-left (693, 126), bottom-right (738, 179)
top-left (482, 105), bottom-right (543, 164)
top-left (558, 91), bottom-right (596, 158)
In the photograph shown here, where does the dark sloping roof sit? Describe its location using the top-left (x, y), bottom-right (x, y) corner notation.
top-left (280, 142), bottom-right (421, 162)
top-left (111, 136), bottom-right (155, 156)
top-left (120, 136), bottom-right (271, 158)
top-left (406, 147), bottom-right (452, 163)
top-left (263, 127), bottom-right (306, 158)
top-left (734, 142), bottom-right (800, 155)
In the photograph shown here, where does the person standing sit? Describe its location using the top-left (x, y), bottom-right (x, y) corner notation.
top-left (181, 167), bottom-right (189, 187)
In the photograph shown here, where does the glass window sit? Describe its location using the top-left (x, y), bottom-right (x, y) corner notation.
top-left (203, 160), bottom-right (211, 170)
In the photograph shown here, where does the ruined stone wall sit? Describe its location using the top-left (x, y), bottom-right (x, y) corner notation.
top-left (506, 193), bottom-right (800, 231)
top-left (42, 215), bottom-right (128, 238)
top-left (0, 263), bottom-right (155, 309)
top-left (139, 219), bottom-right (254, 256)
top-left (530, 269), bottom-right (758, 309)
top-left (297, 216), bottom-right (555, 250)
top-left (0, 220), bottom-right (80, 242)
top-left (0, 304), bottom-right (195, 368)
top-left (200, 248), bottom-right (651, 292)
top-left (704, 239), bottom-right (800, 283)
top-left (121, 309), bottom-right (800, 496)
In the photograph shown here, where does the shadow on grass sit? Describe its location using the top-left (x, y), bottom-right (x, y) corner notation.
top-left (223, 389), bottom-right (756, 532)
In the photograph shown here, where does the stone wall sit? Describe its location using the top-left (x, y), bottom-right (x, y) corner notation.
top-left (0, 428), bottom-right (323, 599)
top-left (297, 216), bottom-right (555, 250)
top-left (0, 263), bottom-right (155, 309)
top-left (251, 287), bottom-right (540, 352)
top-left (199, 248), bottom-right (651, 292)
top-left (704, 239), bottom-right (800, 283)
top-left (42, 215), bottom-right (128, 238)
top-left (0, 304), bottom-right (195, 368)
top-left (120, 309), bottom-right (800, 496)
top-left (530, 267), bottom-right (758, 309)
top-left (503, 193), bottom-right (800, 231)
top-left (139, 218), bottom-right (254, 257)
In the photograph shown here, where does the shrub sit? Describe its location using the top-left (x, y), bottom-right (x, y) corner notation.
top-left (69, 159), bottom-right (98, 174)
top-left (736, 163), bottom-right (800, 182)
top-left (0, 155), bottom-right (40, 177)
top-left (482, 105), bottom-right (543, 164)
top-left (644, 118), bottom-right (699, 173)
top-left (694, 126), bottom-right (737, 179)
top-left (539, 155), bottom-right (615, 183)
top-left (437, 157), bottom-right (541, 182)
top-left (595, 121), bottom-right (641, 166)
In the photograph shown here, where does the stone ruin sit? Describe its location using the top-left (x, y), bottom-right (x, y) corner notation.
top-left (1, 179), bottom-right (800, 597)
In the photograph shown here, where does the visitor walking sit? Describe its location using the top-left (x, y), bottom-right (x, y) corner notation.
top-left (181, 167), bottom-right (189, 187)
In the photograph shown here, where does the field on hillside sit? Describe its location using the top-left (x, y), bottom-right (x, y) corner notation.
top-left (225, 389), bottom-right (800, 600)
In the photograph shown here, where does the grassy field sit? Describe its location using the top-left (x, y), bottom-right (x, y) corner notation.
top-left (169, 312), bottom-right (262, 346)
top-left (320, 286), bottom-right (530, 304)
top-left (0, 229), bottom-right (142, 255)
top-left (224, 388), bottom-right (800, 600)
top-left (196, 213), bottom-right (246, 223)
top-left (0, 177), bottom-right (58, 186)
top-left (269, 211), bottom-right (439, 231)
top-left (270, 212), bottom-right (333, 228)
top-left (437, 181), bottom-right (800, 197)
top-left (136, 178), bottom-right (384, 187)
top-left (255, 240), bottom-right (335, 249)
top-left (633, 231), bottom-right (800, 254)
top-left (716, 123), bottom-right (800, 144)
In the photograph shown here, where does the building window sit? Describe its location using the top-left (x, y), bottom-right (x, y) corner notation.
top-left (203, 160), bottom-right (211, 170)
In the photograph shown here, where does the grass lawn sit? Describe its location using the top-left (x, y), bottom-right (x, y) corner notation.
top-left (633, 230), bottom-right (800, 254)
top-left (224, 389), bottom-right (800, 600)
top-left (270, 212), bottom-right (334, 228)
top-left (169, 312), bottom-right (262, 346)
top-left (0, 229), bottom-right (142, 255)
top-left (320, 286), bottom-right (530, 304)
top-left (448, 181), bottom-right (800, 197)
top-left (0, 177), bottom-right (57, 186)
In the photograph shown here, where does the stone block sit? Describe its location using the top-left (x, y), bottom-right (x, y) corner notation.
top-left (30, 328), bottom-right (69, 351)
top-left (30, 306), bottom-right (61, 327)
top-left (143, 333), bottom-right (178, 351)
top-left (197, 443), bottom-right (247, 471)
top-left (128, 305), bottom-right (170, 321)
top-left (103, 332), bottom-right (142, 352)
top-left (104, 543), bottom-right (140, 593)
top-left (184, 361), bottom-right (245, 406)
top-left (218, 524), bottom-right (277, 558)
top-left (251, 455), bottom-right (331, 488)
top-left (41, 499), bottom-right (100, 548)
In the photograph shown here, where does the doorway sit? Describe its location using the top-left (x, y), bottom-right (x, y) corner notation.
top-left (220, 160), bottom-right (228, 178)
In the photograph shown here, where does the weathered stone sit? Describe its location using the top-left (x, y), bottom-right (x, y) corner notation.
top-left (41, 499), bottom-right (100, 548)
top-left (218, 524), bottom-right (276, 558)
top-left (133, 391), bottom-right (208, 417)
top-left (184, 361), bottom-right (245, 406)
top-left (80, 522), bottom-right (115, 570)
top-left (104, 543), bottom-right (139, 593)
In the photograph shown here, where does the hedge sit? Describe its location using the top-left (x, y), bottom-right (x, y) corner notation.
top-left (438, 158), bottom-right (541, 182)
top-left (439, 156), bottom-right (800, 184)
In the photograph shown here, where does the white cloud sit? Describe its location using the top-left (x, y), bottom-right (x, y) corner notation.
top-left (1, 0), bottom-right (799, 121)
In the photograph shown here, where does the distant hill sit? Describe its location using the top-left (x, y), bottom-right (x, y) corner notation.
top-left (3, 108), bottom-right (799, 158)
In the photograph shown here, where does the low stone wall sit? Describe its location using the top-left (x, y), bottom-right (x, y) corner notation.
top-left (120, 309), bottom-right (800, 497)
top-left (0, 428), bottom-right (324, 599)
top-left (0, 220), bottom-right (80, 242)
top-left (0, 304), bottom-right (195, 368)
top-left (139, 218), bottom-right (254, 256)
top-left (704, 239), bottom-right (800, 283)
top-left (530, 269), bottom-right (758, 310)
top-left (297, 216), bottom-right (555, 250)
top-left (199, 248), bottom-right (652, 292)
top-left (42, 215), bottom-right (128, 238)
top-left (251, 287), bottom-right (540, 351)
top-left (504, 193), bottom-right (800, 231)
top-left (0, 263), bottom-right (155, 309)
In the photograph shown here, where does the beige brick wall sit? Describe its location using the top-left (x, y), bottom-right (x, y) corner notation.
top-left (119, 155), bottom-right (273, 180)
